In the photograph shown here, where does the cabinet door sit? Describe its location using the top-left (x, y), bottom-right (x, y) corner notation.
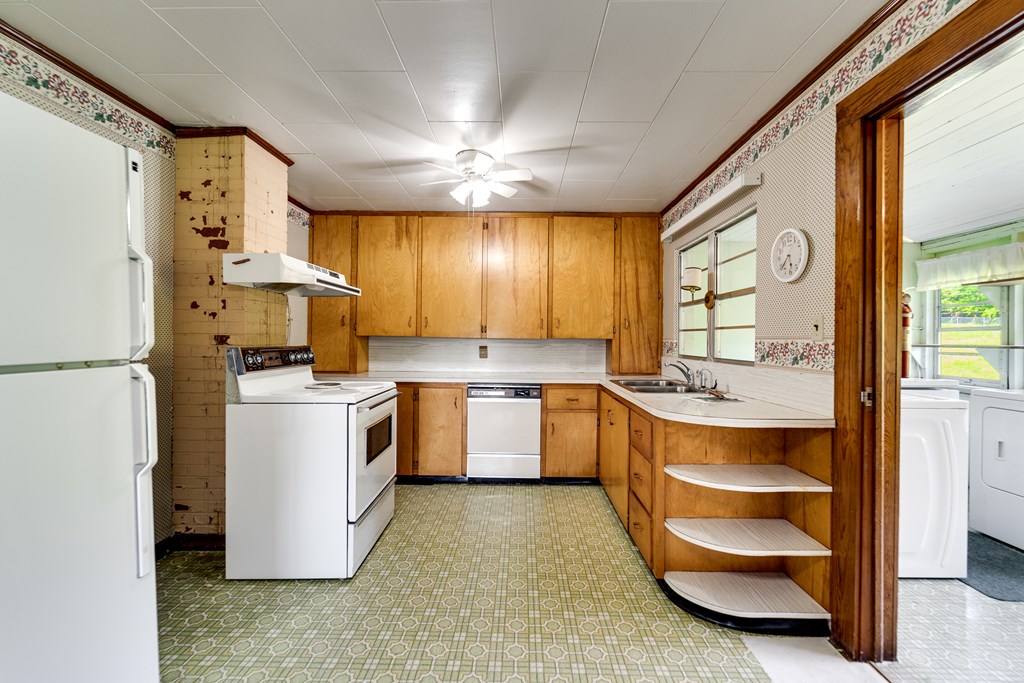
top-left (309, 215), bottom-right (363, 371)
top-left (598, 391), bottom-right (630, 526)
top-left (550, 216), bottom-right (615, 338)
top-left (544, 411), bottom-right (597, 478)
top-left (616, 216), bottom-right (662, 374)
top-left (486, 216), bottom-right (548, 338)
top-left (396, 383), bottom-right (416, 476)
top-left (416, 386), bottom-right (465, 476)
top-left (355, 216), bottom-right (419, 336)
top-left (420, 216), bottom-right (483, 337)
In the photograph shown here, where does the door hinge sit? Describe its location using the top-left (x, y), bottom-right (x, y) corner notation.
top-left (860, 387), bottom-right (874, 408)
top-left (481, 324), bottom-right (487, 334)
top-left (483, 221), bottom-right (488, 230)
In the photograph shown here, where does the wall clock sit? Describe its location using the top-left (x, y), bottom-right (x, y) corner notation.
top-left (771, 228), bottom-right (809, 283)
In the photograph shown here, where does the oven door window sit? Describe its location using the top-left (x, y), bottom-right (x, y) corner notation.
top-left (365, 415), bottom-right (393, 465)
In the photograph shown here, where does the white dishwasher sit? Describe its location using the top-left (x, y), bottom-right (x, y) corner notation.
top-left (466, 384), bottom-right (541, 479)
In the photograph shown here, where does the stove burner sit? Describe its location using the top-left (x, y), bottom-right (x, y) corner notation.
top-left (304, 382), bottom-right (342, 389)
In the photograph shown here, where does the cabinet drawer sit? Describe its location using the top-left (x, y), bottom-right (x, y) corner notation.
top-left (628, 492), bottom-right (653, 568)
top-left (629, 446), bottom-right (652, 512)
top-left (629, 411), bottom-right (652, 458)
top-left (545, 386), bottom-right (597, 411)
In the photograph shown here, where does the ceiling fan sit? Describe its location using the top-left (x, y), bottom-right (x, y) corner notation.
top-left (421, 149), bottom-right (533, 208)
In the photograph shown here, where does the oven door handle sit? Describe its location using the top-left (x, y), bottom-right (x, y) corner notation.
top-left (357, 389), bottom-right (401, 412)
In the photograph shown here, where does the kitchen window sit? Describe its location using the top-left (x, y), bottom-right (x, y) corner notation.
top-left (677, 211), bottom-right (757, 362)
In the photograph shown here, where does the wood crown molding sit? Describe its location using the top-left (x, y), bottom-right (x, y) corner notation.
top-left (175, 127), bottom-right (294, 167)
top-left (287, 196), bottom-right (314, 215)
top-left (0, 18), bottom-right (176, 132)
top-left (660, 0), bottom-right (908, 215)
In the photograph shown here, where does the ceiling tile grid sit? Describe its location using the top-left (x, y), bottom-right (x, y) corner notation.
top-left (0, 0), bottom-right (893, 211)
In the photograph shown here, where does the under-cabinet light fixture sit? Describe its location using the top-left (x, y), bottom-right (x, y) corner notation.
top-left (661, 172), bottom-right (762, 242)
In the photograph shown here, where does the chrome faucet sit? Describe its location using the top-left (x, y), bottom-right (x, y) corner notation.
top-left (666, 361), bottom-right (694, 386)
top-left (695, 368), bottom-right (715, 391)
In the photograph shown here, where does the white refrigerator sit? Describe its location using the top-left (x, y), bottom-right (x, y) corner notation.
top-left (0, 91), bottom-right (160, 681)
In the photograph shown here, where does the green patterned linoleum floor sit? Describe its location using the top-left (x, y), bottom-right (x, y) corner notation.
top-left (157, 484), bottom-right (771, 682)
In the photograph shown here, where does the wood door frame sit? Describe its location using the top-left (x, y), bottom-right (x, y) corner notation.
top-left (833, 0), bottom-right (1024, 661)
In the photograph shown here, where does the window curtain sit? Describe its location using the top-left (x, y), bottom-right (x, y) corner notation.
top-left (915, 242), bottom-right (1024, 290)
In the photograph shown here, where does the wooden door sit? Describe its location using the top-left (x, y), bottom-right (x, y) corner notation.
top-left (486, 216), bottom-right (548, 338)
top-left (616, 216), bottom-right (662, 374)
top-left (396, 383), bottom-right (416, 476)
top-left (420, 216), bottom-right (484, 337)
top-left (416, 385), bottom-right (465, 476)
top-left (598, 390), bottom-right (630, 526)
top-left (308, 215), bottom-right (354, 371)
top-left (355, 216), bottom-right (419, 336)
top-left (544, 411), bottom-right (597, 477)
top-left (550, 216), bottom-right (615, 338)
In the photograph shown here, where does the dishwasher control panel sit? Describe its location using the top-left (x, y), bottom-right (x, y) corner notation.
top-left (467, 384), bottom-right (541, 399)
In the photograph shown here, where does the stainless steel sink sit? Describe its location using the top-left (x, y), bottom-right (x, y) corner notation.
top-left (612, 379), bottom-right (703, 394)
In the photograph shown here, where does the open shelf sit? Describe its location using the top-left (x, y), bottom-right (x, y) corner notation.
top-left (664, 463), bottom-right (831, 492)
top-left (665, 518), bottom-right (831, 556)
top-left (664, 571), bottom-right (830, 620)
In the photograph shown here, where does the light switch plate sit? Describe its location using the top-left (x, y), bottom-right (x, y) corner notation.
top-left (811, 315), bottom-right (824, 342)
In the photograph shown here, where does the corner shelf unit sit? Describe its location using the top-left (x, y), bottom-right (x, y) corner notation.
top-left (662, 462), bottom-right (832, 632)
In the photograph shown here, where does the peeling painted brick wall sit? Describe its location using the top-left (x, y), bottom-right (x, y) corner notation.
top-left (172, 135), bottom-right (288, 535)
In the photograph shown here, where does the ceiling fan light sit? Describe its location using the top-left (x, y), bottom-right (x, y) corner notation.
top-left (450, 182), bottom-right (472, 205)
top-left (471, 184), bottom-right (491, 208)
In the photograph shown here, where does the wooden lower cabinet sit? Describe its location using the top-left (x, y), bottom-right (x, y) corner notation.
top-left (628, 492), bottom-right (653, 567)
top-left (598, 390), bottom-right (630, 527)
top-left (395, 383), bottom-right (466, 477)
top-left (542, 385), bottom-right (597, 478)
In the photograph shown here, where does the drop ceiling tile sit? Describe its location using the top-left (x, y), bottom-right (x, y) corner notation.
top-left (260, 0), bottom-right (402, 71)
top-left (503, 153), bottom-right (567, 199)
top-left (393, 164), bottom-right (462, 199)
top-left (563, 122), bottom-right (649, 181)
top-left (414, 198), bottom-right (467, 212)
top-left (346, 180), bottom-right (412, 200)
top-left (554, 196), bottom-right (610, 212)
top-left (429, 122), bottom-right (505, 162)
top-left (687, 0), bottom-right (845, 72)
top-left (602, 199), bottom-right (660, 212)
top-left (289, 154), bottom-right (358, 198)
top-left (313, 197), bottom-right (374, 211)
top-left (507, 198), bottom-right (557, 212)
top-left (0, 5), bottom-right (201, 124)
top-left (284, 123), bottom-right (393, 182)
top-left (26, 0), bottom-right (218, 74)
top-left (289, 192), bottom-right (330, 211)
top-left (499, 72), bottom-right (588, 155)
top-left (141, 74), bottom-right (309, 153)
top-left (144, 1), bottom-right (259, 6)
top-left (666, 118), bottom-right (755, 202)
top-left (319, 71), bottom-right (439, 162)
top-left (731, 0), bottom-right (890, 122)
top-left (580, 1), bottom-right (722, 122)
top-left (378, 1), bottom-right (500, 122)
top-left (492, 0), bottom-right (606, 72)
top-left (367, 196), bottom-right (419, 211)
top-left (155, 7), bottom-right (350, 124)
top-left (556, 180), bottom-right (615, 200)
top-left (635, 71), bottom-right (770, 158)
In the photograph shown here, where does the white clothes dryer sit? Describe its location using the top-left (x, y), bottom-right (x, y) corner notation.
top-left (898, 392), bottom-right (969, 578)
top-left (969, 389), bottom-right (1024, 551)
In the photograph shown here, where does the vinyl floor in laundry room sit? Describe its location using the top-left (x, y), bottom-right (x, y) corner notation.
top-left (157, 484), bottom-right (771, 682)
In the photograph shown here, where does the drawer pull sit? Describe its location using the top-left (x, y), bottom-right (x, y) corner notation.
top-left (566, 397), bottom-right (579, 403)
top-left (633, 429), bottom-right (643, 437)
top-left (632, 522), bottom-right (642, 530)
top-left (633, 473), bottom-right (642, 480)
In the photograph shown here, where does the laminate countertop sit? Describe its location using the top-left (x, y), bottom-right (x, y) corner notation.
top-left (314, 371), bottom-right (835, 429)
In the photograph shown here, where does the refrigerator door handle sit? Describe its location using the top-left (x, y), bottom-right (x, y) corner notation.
top-left (126, 147), bottom-right (155, 361)
top-left (130, 364), bottom-right (158, 578)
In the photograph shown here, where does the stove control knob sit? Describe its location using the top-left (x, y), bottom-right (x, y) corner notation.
top-left (255, 354), bottom-right (264, 365)
top-left (305, 351), bottom-right (314, 363)
top-left (287, 352), bottom-right (295, 363)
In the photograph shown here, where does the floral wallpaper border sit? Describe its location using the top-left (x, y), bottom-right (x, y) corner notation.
top-left (287, 203), bottom-right (310, 229)
top-left (664, 0), bottom-right (970, 229)
top-left (0, 33), bottom-right (175, 157)
top-left (755, 340), bottom-right (835, 373)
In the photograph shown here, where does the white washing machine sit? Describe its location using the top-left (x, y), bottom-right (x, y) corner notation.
top-left (902, 378), bottom-right (962, 399)
top-left (969, 389), bottom-right (1024, 551)
top-left (898, 392), bottom-right (969, 578)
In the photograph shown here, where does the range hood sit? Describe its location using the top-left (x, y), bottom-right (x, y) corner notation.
top-left (222, 253), bottom-right (360, 297)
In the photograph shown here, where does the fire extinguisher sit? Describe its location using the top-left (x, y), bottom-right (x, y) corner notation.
top-left (901, 292), bottom-right (913, 379)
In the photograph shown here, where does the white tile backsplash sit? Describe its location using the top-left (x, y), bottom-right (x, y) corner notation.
top-left (661, 356), bottom-right (834, 417)
top-left (370, 337), bottom-right (608, 373)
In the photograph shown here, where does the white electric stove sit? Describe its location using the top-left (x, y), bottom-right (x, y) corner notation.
top-left (225, 345), bottom-right (397, 579)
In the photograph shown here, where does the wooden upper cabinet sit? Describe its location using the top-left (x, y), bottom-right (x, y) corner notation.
top-left (308, 215), bottom-right (366, 372)
top-left (355, 216), bottom-right (419, 337)
top-left (550, 216), bottom-right (615, 338)
top-left (485, 216), bottom-right (548, 338)
top-left (420, 216), bottom-right (484, 338)
top-left (615, 216), bottom-right (662, 374)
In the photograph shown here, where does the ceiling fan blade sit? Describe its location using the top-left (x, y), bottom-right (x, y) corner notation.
top-left (419, 178), bottom-right (464, 186)
top-left (421, 161), bottom-right (460, 175)
top-left (486, 181), bottom-right (518, 198)
top-left (488, 168), bottom-right (533, 182)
